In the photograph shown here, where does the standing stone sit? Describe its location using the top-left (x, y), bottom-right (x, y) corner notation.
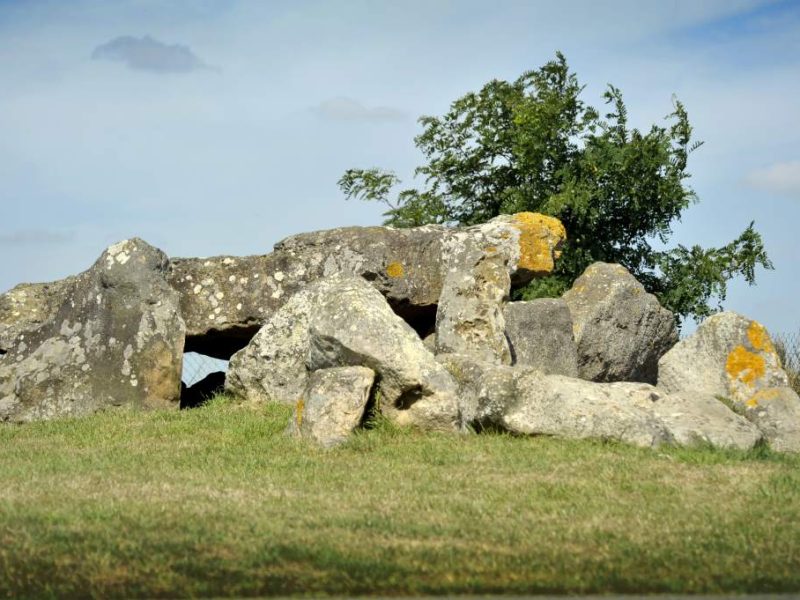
top-left (287, 366), bottom-right (375, 447)
top-left (562, 262), bottom-right (678, 383)
top-left (503, 299), bottom-right (578, 376)
top-left (658, 312), bottom-right (798, 452)
top-left (435, 213), bottom-right (566, 364)
top-left (658, 311), bottom-right (789, 401)
top-left (0, 239), bottom-right (185, 422)
top-left (501, 374), bottom-right (673, 448)
top-left (307, 278), bottom-right (461, 432)
top-left (225, 278), bottom-right (342, 405)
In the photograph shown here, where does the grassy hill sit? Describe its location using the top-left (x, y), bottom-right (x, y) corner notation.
top-left (0, 396), bottom-right (798, 598)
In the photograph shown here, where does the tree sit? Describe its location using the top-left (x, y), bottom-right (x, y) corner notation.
top-left (338, 52), bottom-right (772, 323)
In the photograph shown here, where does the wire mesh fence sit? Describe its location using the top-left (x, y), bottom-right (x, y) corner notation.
top-left (182, 352), bottom-right (229, 387)
top-left (773, 331), bottom-right (800, 395)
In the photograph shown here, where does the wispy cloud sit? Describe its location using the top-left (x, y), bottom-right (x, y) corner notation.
top-left (313, 97), bottom-right (406, 122)
top-left (0, 230), bottom-right (74, 246)
top-left (744, 161), bottom-right (800, 199)
top-left (91, 35), bottom-right (212, 73)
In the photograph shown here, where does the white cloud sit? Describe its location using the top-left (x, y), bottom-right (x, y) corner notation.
top-left (313, 97), bottom-right (406, 122)
top-left (744, 161), bottom-right (800, 199)
top-left (91, 35), bottom-right (212, 73)
top-left (0, 230), bottom-right (74, 246)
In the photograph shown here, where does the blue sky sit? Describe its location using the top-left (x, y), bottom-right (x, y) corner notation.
top-left (1, 0), bottom-right (798, 333)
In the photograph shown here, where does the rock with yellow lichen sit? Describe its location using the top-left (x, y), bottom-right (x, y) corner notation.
top-left (435, 212), bottom-right (566, 364)
top-left (562, 262), bottom-right (679, 384)
top-left (658, 311), bottom-right (799, 452)
top-left (0, 239), bottom-right (185, 423)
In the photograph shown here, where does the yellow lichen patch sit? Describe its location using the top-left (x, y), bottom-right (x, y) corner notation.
top-left (511, 212), bottom-right (567, 275)
top-left (747, 321), bottom-right (776, 355)
top-left (745, 388), bottom-right (782, 408)
top-left (726, 345), bottom-right (766, 387)
top-left (484, 246), bottom-right (497, 254)
top-left (295, 398), bottom-right (305, 427)
top-left (386, 262), bottom-right (405, 278)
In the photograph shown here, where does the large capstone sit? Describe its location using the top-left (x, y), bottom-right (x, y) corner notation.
top-left (307, 277), bottom-right (461, 432)
top-left (562, 262), bottom-right (678, 384)
top-left (503, 299), bottom-right (578, 375)
top-left (168, 225), bottom-right (450, 358)
top-left (287, 366), bottom-right (375, 447)
top-left (168, 212), bottom-right (566, 359)
top-left (0, 239), bottom-right (185, 422)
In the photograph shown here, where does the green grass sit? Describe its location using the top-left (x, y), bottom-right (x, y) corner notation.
top-left (0, 395), bottom-right (799, 599)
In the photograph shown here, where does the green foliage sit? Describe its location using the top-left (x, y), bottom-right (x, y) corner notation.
top-left (339, 52), bottom-right (772, 323)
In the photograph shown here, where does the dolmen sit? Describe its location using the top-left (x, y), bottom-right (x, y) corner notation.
top-left (1, 213), bottom-right (797, 452)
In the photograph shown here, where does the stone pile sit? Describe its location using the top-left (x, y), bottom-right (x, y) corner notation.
top-left (1, 213), bottom-right (797, 452)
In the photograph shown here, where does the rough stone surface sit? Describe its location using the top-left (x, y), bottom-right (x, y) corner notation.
top-left (169, 212), bottom-right (566, 359)
top-left (436, 353), bottom-right (526, 430)
top-left (636, 390), bottom-right (762, 451)
top-left (503, 299), bottom-right (578, 375)
top-left (0, 239), bottom-right (185, 422)
top-left (501, 373), bottom-right (674, 448)
top-left (738, 387), bottom-right (800, 453)
top-left (435, 213), bottom-right (566, 364)
top-left (562, 262), bottom-right (678, 383)
top-left (0, 278), bottom-right (75, 355)
top-left (287, 366), bottom-right (375, 447)
top-left (658, 311), bottom-right (789, 402)
top-left (225, 278), bottom-right (343, 405)
top-left (308, 278), bottom-right (461, 431)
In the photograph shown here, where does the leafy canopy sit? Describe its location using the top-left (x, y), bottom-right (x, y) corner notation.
top-left (338, 52), bottom-right (772, 323)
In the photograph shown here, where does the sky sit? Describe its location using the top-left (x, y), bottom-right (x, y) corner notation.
top-left (0, 0), bottom-right (798, 334)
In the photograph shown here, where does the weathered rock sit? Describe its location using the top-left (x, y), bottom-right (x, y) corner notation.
top-left (739, 387), bottom-right (800, 453)
top-left (287, 366), bottom-right (375, 447)
top-left (181, 371), bottom-right (226, 409)
top-left (436, 353), bottom-right (525, 430)
top-left (562, 262), bottom-right (678, 383)
top-left (503, 299), bottom-right (578, 375)
top-left (0, 239), bottom-right (185, 422)
top-left (501, 374), bottom-right (674, 448)
top-left (658, 312), bottom-right (789, 401)
top-left (169, 212), bottom-right (566, 359)
top-left (308, 278), bottom-right (461, 431)
top-left (659, 311), bottom-right (799, 452)
top-left (435, 213), bottom-right (566, 363)
top-left (0, 278), bottom-right (75, 354)
top-left (422, 332), bottom-right (437, 353)
top-left (225, 278), bottom-right (343, 405)
top-left (636, 390), bottom-right (762, 451)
